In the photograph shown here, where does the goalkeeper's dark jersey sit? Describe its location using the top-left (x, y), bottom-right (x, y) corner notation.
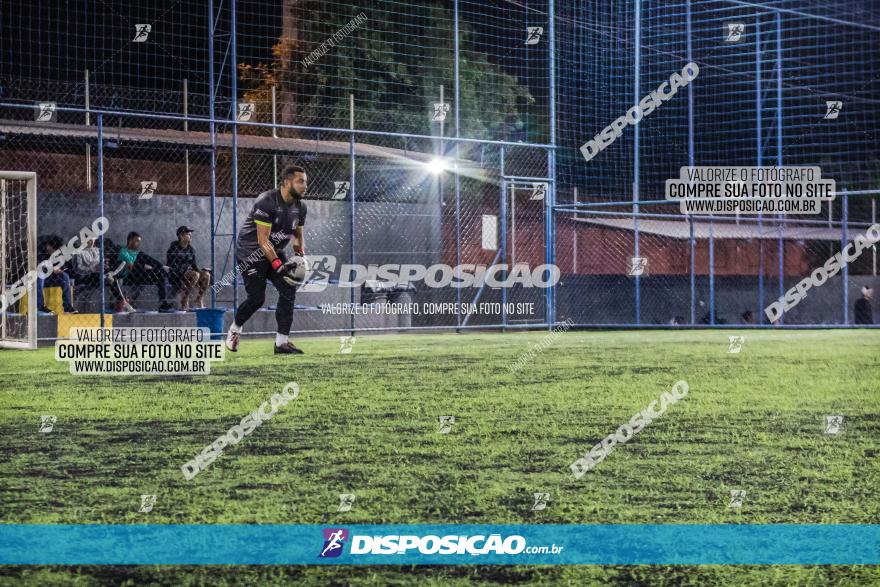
top-left (236, 189), bottom-right (307, 263)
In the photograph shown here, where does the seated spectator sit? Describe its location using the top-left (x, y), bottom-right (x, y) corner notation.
top-left (118, 231), bottom-right (175, 313)
top-left (700, 310), bottom-right (728, 325)
top-left (854, 287), bottom-right (873, 325)
top-left (70, 238), bottom-right (138, 312)
top-left (36, 235), bottom-right (76, 314)
top-left (70, 238), bottom-right (102, 296)
top-left (166, 226), bottom-right (211, 311)
top-left (741, 310), bottom-right (755, 324)
top-left (98, 237), bottom-right (135, 314)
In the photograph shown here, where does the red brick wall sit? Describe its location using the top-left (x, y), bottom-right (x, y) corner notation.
top-left (445, 212), bottom-right (814, 277)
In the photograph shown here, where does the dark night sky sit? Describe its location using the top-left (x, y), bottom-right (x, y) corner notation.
top-left (1, 1), bottom-right (877, 194)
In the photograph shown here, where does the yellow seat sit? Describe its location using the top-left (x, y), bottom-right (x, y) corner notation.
top-left (57, 313), bottom-right (112, 339)
top-left (19, 286), bottom-right (68, 315)
top-left (18, 289), bottom-right (112, 337)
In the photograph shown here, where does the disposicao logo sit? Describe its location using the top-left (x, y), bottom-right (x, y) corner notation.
top-left (316, 529), bottom-right (562, 557)
top-left (319, 528), bottom-right (349, 558)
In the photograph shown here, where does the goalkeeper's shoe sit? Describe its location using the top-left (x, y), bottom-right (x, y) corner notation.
top-left (274, 342), bottom-right (304, 355)
top-left (225, 330), bottom-right (240, 352)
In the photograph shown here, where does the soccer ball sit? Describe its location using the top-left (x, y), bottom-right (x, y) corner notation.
top-left (282, 255), bottom-right (309, 284)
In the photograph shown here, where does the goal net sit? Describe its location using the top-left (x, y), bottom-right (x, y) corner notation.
top-left (0, 172), bottom-right (37, 349)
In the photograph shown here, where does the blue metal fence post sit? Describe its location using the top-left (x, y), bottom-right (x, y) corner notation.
top-left (709, 223), bottom-right (715, 324)
top-left (349, 96), bottom-right (357, 336)
top-left (686, 0), bottom-right (695, 325)
top-left (547, 0), bottom-right (557, 328)
top-left (689, 214), bottom-right (695, 325)
top-left (97, 114), bottom-right (105, 327)
top-left (775, 10), bottom-right (784, 324)
top-left (546, 159), bottom-right (555, 328)
top-left (500, 146), bottom-right (507, 329)
top-left (208, 0), bottom-right (217, 309)
top-left (633, 0), bottom-right (641, 326)
top-left (230, 0), bottom-right (239, 312)
top-left (756, 13), bottom-right (764, 323)
top-left (454, 0), bottom-right (461, 331)
top-left (842, 190), bottom-right (849, 324)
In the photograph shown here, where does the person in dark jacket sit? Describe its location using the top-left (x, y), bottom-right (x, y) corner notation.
top-left (854, 286), bottom-right (874, 325)
top-left (118, 231), bottom-right (174, 313)
top-left (36, 235), bottom-right (76, 314)
top-left (166, 226), bottom-right (211, 311)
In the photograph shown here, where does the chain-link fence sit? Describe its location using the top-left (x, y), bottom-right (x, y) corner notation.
top-left (2, 0), bottom-right (879, 342)
top-left (0, 102), bottom-right (554, 340)
top-left (554, 195), bottom-right (878, 326)
top-left (555, 1), bottom-right (880, 328)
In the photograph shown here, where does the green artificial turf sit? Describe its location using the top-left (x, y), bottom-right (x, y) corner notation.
top-left (1, 329), bottom-right (878, 585)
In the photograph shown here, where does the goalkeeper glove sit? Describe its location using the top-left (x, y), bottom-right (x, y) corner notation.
top-left (272, 256), bottom-right (308, 287)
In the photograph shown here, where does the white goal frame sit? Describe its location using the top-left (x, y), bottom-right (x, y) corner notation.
top-left (0, 171), bottom-right (38, 349)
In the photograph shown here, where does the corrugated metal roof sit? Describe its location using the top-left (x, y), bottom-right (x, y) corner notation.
top-left (577, 216), bottom-right (847, 240)
top-left (0, 120), bottom-right (433, 161)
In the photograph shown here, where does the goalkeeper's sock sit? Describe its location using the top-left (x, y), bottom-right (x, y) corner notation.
top-left (229, 322), bottom-right (243, 334)
top-left (275, 333), bottom-right (289, 346)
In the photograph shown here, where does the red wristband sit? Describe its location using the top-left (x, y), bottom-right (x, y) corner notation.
top-left (271, 258), bottom-right (283, 271)
top-left (294, 247), bottom-right (304, 256)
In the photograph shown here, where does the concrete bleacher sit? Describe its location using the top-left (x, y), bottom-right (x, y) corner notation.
top-left (35, 284), bottom-right (413, 346)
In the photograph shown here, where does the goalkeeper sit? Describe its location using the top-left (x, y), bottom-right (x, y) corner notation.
top-left (226, 165), bottom-right (309, 355)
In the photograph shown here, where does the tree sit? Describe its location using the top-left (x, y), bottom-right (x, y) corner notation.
top-left (239, 1), bottom-right (542, 144)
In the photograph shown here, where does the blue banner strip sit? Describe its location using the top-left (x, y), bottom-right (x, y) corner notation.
top-left (1, 524), bottom-right (878, 565)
